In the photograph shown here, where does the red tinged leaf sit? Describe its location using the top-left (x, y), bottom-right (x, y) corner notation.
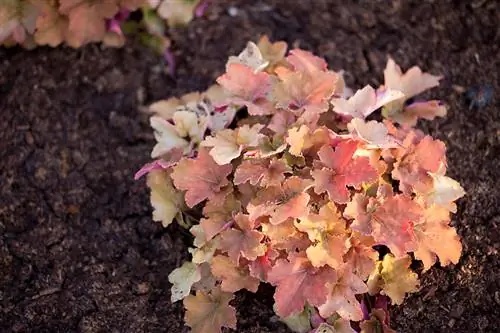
top-left (344, 233), bottom-right (378, 280)
top-left (312, 141), bottom-right (378, 203)
top-left (249, 247), bottom-right (279, 281)
top-left (234, 159), bottom-right (267, 186)
top-left (247, 177), bottom-right (312, 225)
top-left (183, 288), bottom-right (237, 333)
top-left (216, 63), bottom-right (273, 115)
top-left (371, 195), bottom-right (423, 258)
top-left (217, 63), bottom-right (271, 99)
top-left (171, 149), bottom-right (232, 208)
top-left (219, 213), bottom-right (266, 262)
top-left (344, 193), bottom-right (373, 235)
top-left (267, 254), bottom-right (337, 317)
top-left (210, 255), bottom-right (260, 293)
top-left (234, 158), bottom-right (289, 187)
top-left (274, 70), bottom-right (339, 123)
top-left (393, 136), bottom-right (446, 194)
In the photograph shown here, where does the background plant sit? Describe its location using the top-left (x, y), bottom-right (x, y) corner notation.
top-left (0, 0), bottom-right (207, 72)
top-left (137, 37), bottom-right (465, 333)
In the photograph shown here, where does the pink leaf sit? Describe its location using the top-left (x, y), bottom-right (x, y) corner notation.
top-left (371, 195), bottom-right (423, 257)
top-left (171, 149), bottom-right (232, 207)
top-left (312, 141), bottom-right (378, 203)
top-left (384, 57), bottom-right (442, 99)
top-left (286, 48), bottom-right (328, 73)
top-left (268, 254), bottom-right (337, 317)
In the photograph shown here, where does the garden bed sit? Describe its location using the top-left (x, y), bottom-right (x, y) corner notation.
top-left (0, 1), bottom-right (498, 332)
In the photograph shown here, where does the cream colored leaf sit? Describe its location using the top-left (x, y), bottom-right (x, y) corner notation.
top-left (286, 125), bottom-right (310, 156)
top-left (150, 116), bottom-right (189, 158)
top-left (168, 261), bottom-right (201, 302)
top-left (157, 0), bottom-right (199, 26)
top-left (227, 41), bottom-right (269, 72)
top-left (368, 254), bottom-right (419, 305)
top-left (183, 288), bottom-right (237, 333)
top-left (201, 124), bottom-right (263, 165)
top-left (347, 118), bottom-right (400, 149)
top-left (173, 110), bottom-right (206, 142)
top-left (426, 173), bottom-right (465, 213)
top-left (201, 129), bottom-right (241, 165)
top-left (147, 170), bottom-right (183, 227)
top-left (189, 237), bottom-right (219, 264)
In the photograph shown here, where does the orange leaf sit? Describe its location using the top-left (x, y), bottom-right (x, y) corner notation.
top-left (295, 203), bottom-right (349, 269)
top-left (248, 176), bottom-right (312, 225)
top-left (367, 254), bottom-right (419, 305)
top-left (60, 0), bottom-right (119, 46)
top-left (257, 35), bottom-right (287, 70)
top-left (183, 288), bottom-right (237, 333)
top-left (414, 205), bottom-right (462, 271)
top-left (210, 255), bottom-right (260, 292)
top-left (34, 1), bottom-right (68, 47)
top-left (219, 213), bottom-right (266, 262)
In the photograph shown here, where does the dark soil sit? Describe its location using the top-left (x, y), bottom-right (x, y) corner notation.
top-left (1, 1), bottom-right (499, 332)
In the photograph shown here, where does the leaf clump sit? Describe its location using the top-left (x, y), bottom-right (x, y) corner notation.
top-left (138, 37), bottom-right (465, 333)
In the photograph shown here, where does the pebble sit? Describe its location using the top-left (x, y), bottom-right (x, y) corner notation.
top-left (228, 6), bottom-right (239, 16)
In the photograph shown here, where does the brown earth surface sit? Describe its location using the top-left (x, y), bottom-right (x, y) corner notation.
top-left (1, 1), bottom-right (499, 332)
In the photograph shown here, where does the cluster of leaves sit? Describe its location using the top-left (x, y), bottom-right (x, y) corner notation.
top-left (137, 37), bottom-right (465, 333)
top-left (0, 0), bottom-right (205, 50)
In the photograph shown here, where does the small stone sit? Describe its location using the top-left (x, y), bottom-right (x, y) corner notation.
top-left (136, 282), bottom-right (150, 295)
top-left (450, 304), bottom-right (465, 318)
top-left (228, 7), bottom-right (239, 16)
top-left (494, 291), bottom-right (500, 305)
top-left (25, 131), bottom-right (34, 145)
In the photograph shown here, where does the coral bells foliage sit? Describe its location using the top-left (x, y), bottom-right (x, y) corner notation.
top-left (137, 38), bottom-right (465, 333)
top-left (0, 0), bottom-right (205, 48)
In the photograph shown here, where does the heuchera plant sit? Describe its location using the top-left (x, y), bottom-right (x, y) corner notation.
top-left (0, 0), bottom-right (206, 54)
top-left (137, 37), bottom-right (465, 333)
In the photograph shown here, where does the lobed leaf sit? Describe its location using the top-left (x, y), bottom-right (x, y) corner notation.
top-left (183, 288), bottom-right (237, 333)
top-left (171, 149), bottom-right (232, 208)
